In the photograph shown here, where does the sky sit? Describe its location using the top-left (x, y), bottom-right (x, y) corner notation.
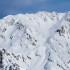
top-left (0, 0), bottom-right (70, 19)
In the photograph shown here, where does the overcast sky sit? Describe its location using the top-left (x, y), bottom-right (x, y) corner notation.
top-left (0, 0), bottom-right (70, 19)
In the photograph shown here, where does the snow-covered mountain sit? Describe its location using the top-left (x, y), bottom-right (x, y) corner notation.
top-left (0, 11), bottom-right (70, 70)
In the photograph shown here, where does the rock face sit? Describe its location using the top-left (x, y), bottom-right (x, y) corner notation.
top-left (0, 11), bottom-right (70, 70)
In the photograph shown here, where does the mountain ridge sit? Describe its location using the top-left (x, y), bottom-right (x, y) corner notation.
top-left (0, 11), bottom-right (70, 70)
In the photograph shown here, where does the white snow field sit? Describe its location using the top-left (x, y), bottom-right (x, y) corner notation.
top-left (0, 11), bottom-right (70, 70)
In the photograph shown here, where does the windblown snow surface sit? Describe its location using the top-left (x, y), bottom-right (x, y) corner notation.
top-left (0, 11), bottom-right (70, 70)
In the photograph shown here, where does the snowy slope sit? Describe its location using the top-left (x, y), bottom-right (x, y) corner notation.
top-left (0, 11), bottom-right (70, 70)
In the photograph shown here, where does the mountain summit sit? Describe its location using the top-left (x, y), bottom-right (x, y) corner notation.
top-left (0, 11), bottom-right (70, 70)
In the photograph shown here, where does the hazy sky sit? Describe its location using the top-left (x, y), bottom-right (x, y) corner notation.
top-left (0, 0), bottom-right (70, 18)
